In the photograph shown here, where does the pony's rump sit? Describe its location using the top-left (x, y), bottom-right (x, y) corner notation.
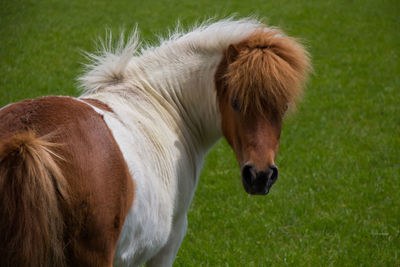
top-left (0, 96), bottom-right (134, 266)
top-left (0, 131), bottom-right (68, 267)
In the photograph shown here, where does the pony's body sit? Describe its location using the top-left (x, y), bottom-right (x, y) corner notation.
top-left (92, 89), bottom-right (210, 265)
top-left (0, 18), bottom-right (311, 266)
top-left (96, 92), bottom-right (201, 265)
top-left (82, 21), bottom-right (267, 265)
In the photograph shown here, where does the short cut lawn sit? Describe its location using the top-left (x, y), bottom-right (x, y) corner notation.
top-left (1, 0), bottom-right (399, 265)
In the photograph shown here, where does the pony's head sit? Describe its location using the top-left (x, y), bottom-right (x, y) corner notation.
top-left (215, 29), bottom-right (311, 195)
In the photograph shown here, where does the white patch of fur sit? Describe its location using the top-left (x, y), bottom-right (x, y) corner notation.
top-left (75, 98), bottom-right (106, 116)
top-left (0, 103), bottom-right (11, 112)
top-left (78, 18), bottom-right (270, 266)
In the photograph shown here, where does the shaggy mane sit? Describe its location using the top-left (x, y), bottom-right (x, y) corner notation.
top-left (78, 30), bottom-right (141, 93)
top-left (219, 29), bottom-right (311, 118)
top-left (78, 18), bottom-right (266, 95)
top-left (78, 18), bottom-right (311, 120)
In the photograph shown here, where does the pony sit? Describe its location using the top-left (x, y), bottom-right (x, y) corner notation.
top-left (0, 18), bottom-right (311, 266)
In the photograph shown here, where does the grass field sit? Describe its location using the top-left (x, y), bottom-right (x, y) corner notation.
top-left (1, 0), bottom-right (399, 265)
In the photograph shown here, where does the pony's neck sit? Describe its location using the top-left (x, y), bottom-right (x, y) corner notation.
top-left (128, 50), bottom-right (223, 154)
top-left (79, 19), bottom-right (267, 156)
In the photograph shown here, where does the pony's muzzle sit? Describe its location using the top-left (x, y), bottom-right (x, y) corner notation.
top-left (241, 164), bottom-right (278, 195)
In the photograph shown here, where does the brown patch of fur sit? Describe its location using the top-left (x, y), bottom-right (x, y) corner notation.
top-left (0, 96), bottom-right (134, 266)
top-left (216, 29), bottom-right (311, 119)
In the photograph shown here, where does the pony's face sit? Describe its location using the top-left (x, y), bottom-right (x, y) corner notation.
top-left (215, 30), bottom-right (310, 195)
top-left (218, 96), bottom-right (282, 195)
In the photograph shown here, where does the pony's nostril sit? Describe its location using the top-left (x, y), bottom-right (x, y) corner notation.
top-left (269, 165), bottom-right (278, 182)
top-left (242, 164), bottom-right (256, 185)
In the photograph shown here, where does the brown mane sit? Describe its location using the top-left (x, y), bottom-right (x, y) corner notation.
top-left (217, 29), bottom-right (311, 119)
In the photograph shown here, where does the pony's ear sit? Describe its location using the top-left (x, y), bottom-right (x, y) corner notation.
top-left (226, 44), bottom-right (239, 64)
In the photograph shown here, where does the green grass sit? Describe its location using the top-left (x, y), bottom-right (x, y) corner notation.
top-left (1, 0), bottom-right (399, 265)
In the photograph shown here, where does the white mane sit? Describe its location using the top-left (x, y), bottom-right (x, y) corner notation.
top-left (78, 18), bottom-right (266, 94)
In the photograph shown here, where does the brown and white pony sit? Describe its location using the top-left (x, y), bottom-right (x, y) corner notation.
top-left (0, 18), bottom-right (311, 266)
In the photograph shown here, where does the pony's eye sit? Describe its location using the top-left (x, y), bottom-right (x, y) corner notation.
top-left (285, 102), bottom-right (289, 111)
top-left (231, 99), bottom-right (240, 112)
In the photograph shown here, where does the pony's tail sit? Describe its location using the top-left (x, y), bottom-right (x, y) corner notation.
top-left (0, 131), bottom-right (69, 267)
